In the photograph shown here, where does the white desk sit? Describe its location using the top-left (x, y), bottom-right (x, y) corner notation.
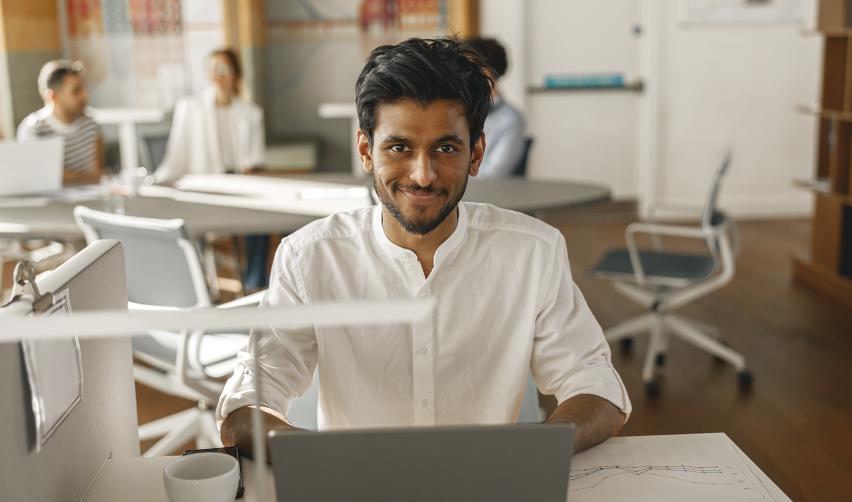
top-left (82, 433), bottom-right (790, 502)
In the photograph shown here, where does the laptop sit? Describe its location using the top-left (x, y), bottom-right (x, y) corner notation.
top-left (268, 424), bottom-right (575, 502)
top-left (0, 138), bottom-right (64, 196)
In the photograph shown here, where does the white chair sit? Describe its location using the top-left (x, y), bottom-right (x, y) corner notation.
top-left (74, 206), bottom-right (264, 456)
top-left (589, 155), bottom-right (751, 398)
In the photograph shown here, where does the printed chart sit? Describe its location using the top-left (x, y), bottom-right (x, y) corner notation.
top-left (569, 434), bottom-right (778, 502)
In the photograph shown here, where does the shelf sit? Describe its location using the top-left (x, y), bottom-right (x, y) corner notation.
top-left (801, 28), bottom-right (852, 37)
top-left (793, 178), bottom-right (852, 205)
top-left (527, 80), bottom-right (644, 94)
top-left (792, 258), bottom-right (852, 308)
top-left (796, 103), bottom-right (852, 122)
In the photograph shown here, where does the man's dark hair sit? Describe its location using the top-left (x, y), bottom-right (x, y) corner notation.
top-left (355, 37), bottom-right (492, 148)
top-left (465, 38), bottom-right (508, 79)
top-left (37, 60), bottom-right (85, 97)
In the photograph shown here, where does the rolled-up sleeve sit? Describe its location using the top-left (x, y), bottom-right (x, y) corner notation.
top-left (531, 234), bottom-right (631, 416)
top-left (215, 242), bottom-right (318, 423)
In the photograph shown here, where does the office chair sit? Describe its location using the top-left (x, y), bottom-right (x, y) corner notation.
top-left (589, 155), bottom-right (751, 398)
top-left (74, 206), bottom-right (265, 456)
top-left (512, 137), bottom-right (535, 177)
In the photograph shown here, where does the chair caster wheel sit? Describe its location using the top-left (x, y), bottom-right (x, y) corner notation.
top-left (645, 380), bottom-right (661, 399)
top-left (620, 338), bottom-right (634, 353)
top-left (655, 353), bottom-right (666, 367)
top-left (738, 371), bottom-right (753, 390)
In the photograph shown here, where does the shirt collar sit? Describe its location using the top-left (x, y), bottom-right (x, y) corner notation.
top-left (372, 202), bottom-right (469, 268)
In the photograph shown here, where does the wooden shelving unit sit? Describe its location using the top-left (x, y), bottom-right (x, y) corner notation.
top-left (793, 0), bottom-right (852, 306)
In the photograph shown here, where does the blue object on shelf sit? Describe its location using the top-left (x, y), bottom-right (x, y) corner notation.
top-left (544, 73), bottom-right (625, 89)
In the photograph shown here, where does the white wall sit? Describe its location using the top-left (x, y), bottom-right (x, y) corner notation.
top-left (644, 1), bottom-right (822, 218)
top-left (481, 1), bottom-right (823, 216)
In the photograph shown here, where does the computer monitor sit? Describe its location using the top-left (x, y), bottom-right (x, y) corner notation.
top-left (268, 423), bottom-right (575, 502)
top-left (0, 138), bottom-right (63, 196)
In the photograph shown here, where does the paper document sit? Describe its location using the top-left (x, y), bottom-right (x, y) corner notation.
top-left (21, 288), bottom-right (83, 452)
top-left (569, 433), bottom-right (779, 502)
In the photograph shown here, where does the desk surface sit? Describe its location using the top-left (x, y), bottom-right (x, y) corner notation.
top-left (81, 434), bottom-right (789, 502)
top-left (0, 175), bottom-right (609, 240)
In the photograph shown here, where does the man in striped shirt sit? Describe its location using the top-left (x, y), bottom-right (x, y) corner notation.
top-left (17, 60), bottom-right (103, 185)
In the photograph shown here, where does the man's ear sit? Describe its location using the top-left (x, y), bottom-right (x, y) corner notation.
top-left (357, 129), bottom-right (373, 175)
top-left (468, 133), bottom-right (486, 177)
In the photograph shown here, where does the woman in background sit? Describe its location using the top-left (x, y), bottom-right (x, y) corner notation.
top-left (156, 49), bottom-right (269, 291)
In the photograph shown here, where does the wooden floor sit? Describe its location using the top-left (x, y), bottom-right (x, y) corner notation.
top-left (135, 208), bottom-right (852, 501)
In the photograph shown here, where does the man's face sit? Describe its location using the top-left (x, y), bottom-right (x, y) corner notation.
top-left (50, 74), bottom-right (88, 117)
top-left (358, 99), bottom-right (485, 235)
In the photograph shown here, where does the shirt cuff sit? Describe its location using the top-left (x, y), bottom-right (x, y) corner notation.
top-left (553, 363), bottom-right (632, 420)
top-left (215, 363), bottom-right (294, 425)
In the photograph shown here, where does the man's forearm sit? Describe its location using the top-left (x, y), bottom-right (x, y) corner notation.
top-left (220, 406), bottom-right (303, 460)
top-left (545, 394), bottom-right (626, 453)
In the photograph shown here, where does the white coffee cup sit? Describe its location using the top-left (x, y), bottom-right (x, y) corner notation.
top-left (163, 452), bottom-right (240, 502)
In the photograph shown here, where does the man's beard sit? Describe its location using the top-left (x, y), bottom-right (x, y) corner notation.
top-left (372, 173), bottom-right (468, 235)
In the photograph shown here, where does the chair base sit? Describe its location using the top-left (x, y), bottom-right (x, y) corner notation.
top-left (605, 311), bottom-right (750, 397)
top-left (138, 403), bottom-right (222, 457)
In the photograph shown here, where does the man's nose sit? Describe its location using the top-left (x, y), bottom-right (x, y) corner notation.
top-left (409, 150), bottom-right (437, 187)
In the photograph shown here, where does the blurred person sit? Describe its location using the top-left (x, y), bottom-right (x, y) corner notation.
top-left (157, 48), bottom-right (269, 290)
top-left (17, 60), bottom-right (103, 185)
top-left (466, 38), bottom-right (525, 178)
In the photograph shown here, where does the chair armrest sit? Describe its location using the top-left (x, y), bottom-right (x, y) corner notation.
top-left (624, 222), bottom-right (717, 285)
top-left (127, 301), bottom-right (180, 312)
top-left (216, 290), bottom-right (266, 309)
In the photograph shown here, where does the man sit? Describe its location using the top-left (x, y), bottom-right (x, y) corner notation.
top-left (218, 38), bottom-right (630, 457)
top-left (17, 60), bottom-right (103, 185)
top-left (466, 37), bottom-right (525, 178)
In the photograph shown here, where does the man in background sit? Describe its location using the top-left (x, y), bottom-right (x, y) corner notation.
top-left (17, 60), bottom-right (103, 185)
top-left (466, 38), bottom-right (525, 178)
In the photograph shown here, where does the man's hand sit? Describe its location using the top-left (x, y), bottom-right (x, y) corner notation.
top-left (220, 406), bottom-right (305, 462)
top-left (546, 394), bottom-right (626, 453)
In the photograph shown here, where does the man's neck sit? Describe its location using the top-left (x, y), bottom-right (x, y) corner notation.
top-left (382, 207), bottom-right (459, 278)
top-left (51, 106), bottom-right (78, 125)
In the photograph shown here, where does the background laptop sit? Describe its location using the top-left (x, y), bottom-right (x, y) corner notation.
top-left (269, 423), bottom-right (575, 502)
top-left (0, 138), bottom-right (63, 197)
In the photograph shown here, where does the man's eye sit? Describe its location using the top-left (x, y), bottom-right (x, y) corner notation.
top-left (435, 144), bottom-right (456, 153)
top-left (389, 144), bottom-right (408, 152)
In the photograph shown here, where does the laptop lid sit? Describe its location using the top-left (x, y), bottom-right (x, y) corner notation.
top-left (0, 138), bottom-right (63, 196)
top-left (268, 424), bottom-right (575, 502)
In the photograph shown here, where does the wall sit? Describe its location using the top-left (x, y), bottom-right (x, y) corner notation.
top-left (0, 1), bottom-right (62, 137)
top-left (481, 1), bottom-right (822, 216)
top-left (644, 1), bottom-right (822, 218)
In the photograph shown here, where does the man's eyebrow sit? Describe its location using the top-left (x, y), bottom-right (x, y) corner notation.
top-left (380, 135), bottom-right (410, 144)
top-left (434, 134), bottom-right (465, 145)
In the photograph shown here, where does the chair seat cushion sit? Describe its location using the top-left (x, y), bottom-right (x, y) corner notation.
top-left (590, 249), bottom-right (716, 282)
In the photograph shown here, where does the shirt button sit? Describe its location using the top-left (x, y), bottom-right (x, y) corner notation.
top-left (420, 399), bottom-right (429, 408)
top-left (418, 346), bottom-right (430, 356)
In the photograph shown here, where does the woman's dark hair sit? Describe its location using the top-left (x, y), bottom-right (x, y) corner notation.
top-left (355, 38), bottom-right (493, 148)
top-left (465, 38), bottom-right (508, 79)
top-left (209, 48), bottom-right (243, 94)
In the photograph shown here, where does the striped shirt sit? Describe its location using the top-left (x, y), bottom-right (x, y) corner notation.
top-left (17, 107), bottom-right (100, 174)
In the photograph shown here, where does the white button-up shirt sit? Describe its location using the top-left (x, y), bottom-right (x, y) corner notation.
top-left (216, 202), bottom-right (631, 430)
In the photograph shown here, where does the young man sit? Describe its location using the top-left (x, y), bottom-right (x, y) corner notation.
top-left (466, 37), bottom-right (525, 178)
top-left (218, 38), bottom-right (630, 456)
top-left (17, 60), bottom-right (103, 185)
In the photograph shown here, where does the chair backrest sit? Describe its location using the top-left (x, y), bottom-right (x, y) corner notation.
top-left (74, 207), bottom-right (211, 309)
top-left (512, 137), bottom-right (535, 177)
top-left (701, 153), bottom-right (732, 230)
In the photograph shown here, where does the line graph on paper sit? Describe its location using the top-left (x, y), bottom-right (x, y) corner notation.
top-left (571, 464), bottom-right (743, 491)
top-left (567, 435), bottom-right (776, 502)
